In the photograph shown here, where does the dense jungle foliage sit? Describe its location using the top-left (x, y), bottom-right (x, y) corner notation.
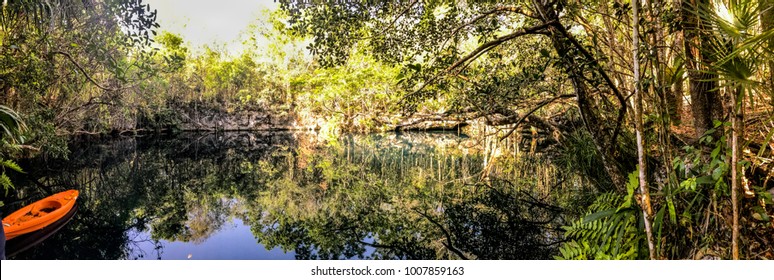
top-left (1, 0), bottom-right (773, 259)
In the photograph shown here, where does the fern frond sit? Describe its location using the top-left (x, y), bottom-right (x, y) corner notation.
top-left (558, 192), bottom-right (642, 259)
top-left (1, 173), bottom-right (13, 195)
top-left (2, 159), bottom-right (25, 173)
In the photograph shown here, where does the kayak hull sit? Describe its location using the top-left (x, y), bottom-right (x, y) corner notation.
top-left (2, 190), bottom-right (79, 240)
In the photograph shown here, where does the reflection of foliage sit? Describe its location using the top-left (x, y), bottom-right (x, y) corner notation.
top-left (11, 133), bottom-right (285, 259)
top-left (12, 183), bottom-right (145, 259)
top-left (246, 133), bottom-right (573, 259)
top-left (447, 179), bottom-right (564, 260)
top-left (10, 132), bottom-right (584, 259)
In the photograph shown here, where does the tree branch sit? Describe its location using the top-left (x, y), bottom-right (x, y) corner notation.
top-left (451, 6), bottom-right (538, 37)
top-left (382, 0), bottom-right (419, 32)
top-left (48, 51), bottom-right (117, 91)
top-left (549, 22), bottom-right (628, 149)
top-left (404, 21), bottom-right (555, 101)
top-left (499, 94), bottom-right (574, 140)
top-left (355, 240), bottom-right (417, 259)
top-left (447, 21), bottom-right (556, 73)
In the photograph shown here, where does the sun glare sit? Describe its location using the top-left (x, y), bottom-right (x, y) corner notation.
top-left (713, 0), bottom-right (735, 25)
top-left (146, 0), bottom-right (279, 56)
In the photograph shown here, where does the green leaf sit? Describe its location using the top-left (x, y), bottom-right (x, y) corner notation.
top-left (667, 197), bottom-right (676, 223)
top-left (0, 173), bottom-right (13, 195)
top-left (711, 145), bottom-right (721, 159)
top-left (751, 206), bottom-right (770, 222)
top-left (584, 209), bottom-right (616, 224)
top-left (2, 160), bottom-right (24, 173)
top-left (396, 71), bottom-right (405, 81)
top-left (619, 170), bottom-right (638, 210)
top-left (711, 166), bottom-right (724, 180)
top-left (696, 175), bottom-right (715, 185)
top-left (654, 206), bottom-right (666, 254)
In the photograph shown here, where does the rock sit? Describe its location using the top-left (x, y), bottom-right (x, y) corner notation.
top-left (172, 103), bottom-right (295, 131)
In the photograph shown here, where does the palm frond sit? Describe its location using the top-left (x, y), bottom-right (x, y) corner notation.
top-left (687, 0), bottom-right (774, 84)
top-left (0, 105), bottom-right (27, 144)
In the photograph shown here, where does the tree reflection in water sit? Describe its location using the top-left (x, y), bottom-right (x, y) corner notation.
top-left (7, 131), bottom-right (590, 259)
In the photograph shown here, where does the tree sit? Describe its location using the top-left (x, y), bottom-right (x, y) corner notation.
top-left (697, 0), bottom-right (774, 259)
top-left (631, 0), bottom-right (656, 259)
top-left (1, 0), bottom-right (160, 152)
top-left (683, 0), bottom-right (724, 140)
top-left (764, 0), bottom-right (774, 90)
top-left (279, 0), bottom-right (634, 188)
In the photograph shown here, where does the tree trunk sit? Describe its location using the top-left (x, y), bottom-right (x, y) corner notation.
top-left (668, 0), bottom-right (685, 123)
top-left (647, 0), bottom-right (681, 125)
top-left (632, 0), bottom-right (656, 260)
top-left (730, 86), bottom-right (742, 260)
top-left (683, 0), bottom-right (722, 140)
top-left (669, 70), bottom-right (684, 123)
top-left (535, 1), bottom-right (627, 189)
top-left (664, 82), bottom-right (682, 123)
top-left (764, 0), bottom-right (774, 92)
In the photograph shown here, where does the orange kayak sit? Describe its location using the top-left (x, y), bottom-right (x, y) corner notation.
top-left (2, 189), bottom-right (79, 240)
top-left (6, 203), bottom-right (78, 257)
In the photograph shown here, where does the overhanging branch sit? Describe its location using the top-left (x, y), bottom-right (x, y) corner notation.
top-left (499, 94), bottom-right (575, 140)
top-left (48, 51), bottom-right (117, 91)
top-left (447, 20), bottom-right (556, 73)
top-left (549, 22), bottom-right (628, 149)
top-left (451, 6), bottom-right (538, 37)
top-left (404, 21), bottom-right (555, 101)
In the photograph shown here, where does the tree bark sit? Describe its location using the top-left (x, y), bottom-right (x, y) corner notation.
top-left (670, 68), bottom-right (684, 124)
top-left (664, 0), bottom-right (684, 124)
top-left (764, 0), bottom-right (774, 93)
top-left (730, 86), bottom-right (741, 260)
top-left (632, 0), bottom-right (656, 260)
top-left (683, 0), bottom-right (722, 140)
top-left (646, 0), bottom-right (680, 125)
top-left (534, 1), bottom-right (627, 189)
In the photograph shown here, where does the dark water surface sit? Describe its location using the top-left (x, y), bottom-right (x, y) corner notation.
top-left (5, 131), bottom-right (586, 259)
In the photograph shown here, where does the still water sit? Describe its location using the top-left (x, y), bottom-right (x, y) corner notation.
top-left (6, 131), bottom-right (587, 260)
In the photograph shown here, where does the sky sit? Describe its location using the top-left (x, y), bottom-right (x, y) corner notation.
top-left (145, 0), bottom-right (279, 55)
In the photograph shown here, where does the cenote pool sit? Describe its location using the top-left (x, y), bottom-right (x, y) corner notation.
top-left (5, 131), bottom-right (591, 260)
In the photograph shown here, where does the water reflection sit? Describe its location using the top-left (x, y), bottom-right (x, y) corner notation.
top-left (5, 131), bottom-right (587, 259)
top-left (127, 218), bottom-right (294, 260)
